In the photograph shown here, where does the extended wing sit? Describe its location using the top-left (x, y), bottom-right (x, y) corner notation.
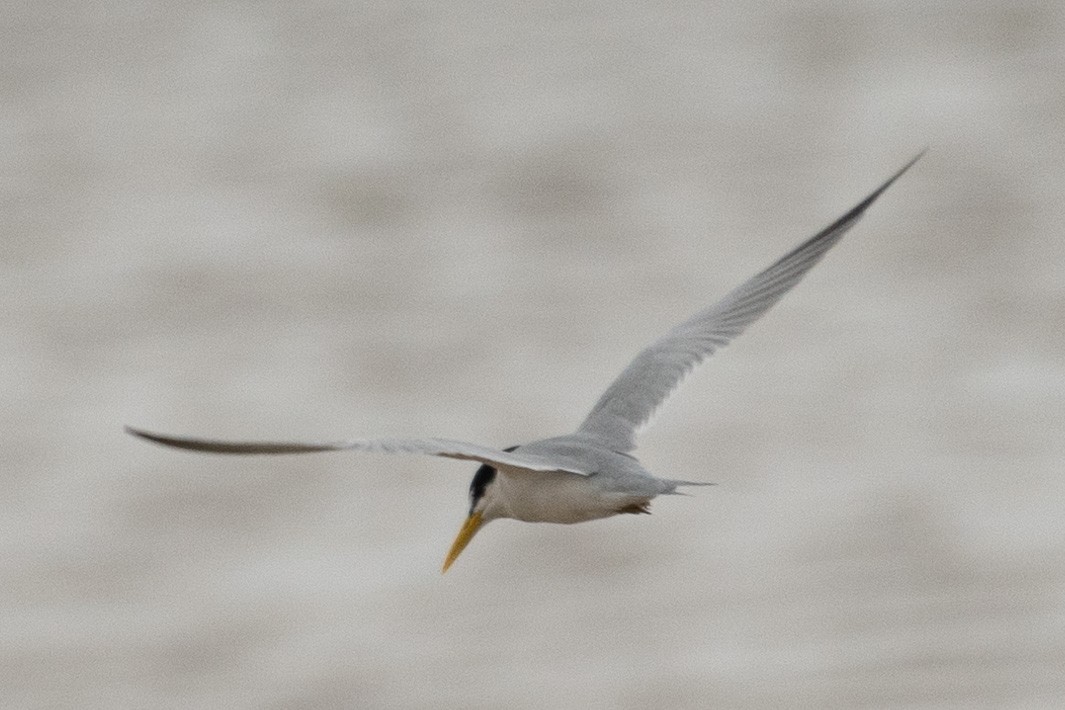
top-left (125, 426), bottom-right (593, 475)
top-left (577, 152), bottom-right (923, 452)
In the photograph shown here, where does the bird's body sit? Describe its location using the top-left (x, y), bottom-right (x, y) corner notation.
top-left (489, 466), bottom-right (652, 525)
top-left (128, 152), bottom-right (923, 571)
top-left (480, 436), bottom-right (680, 524)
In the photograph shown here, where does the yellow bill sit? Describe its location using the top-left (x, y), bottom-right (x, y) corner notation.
top-left (442, 512), bottom-right (484, 573)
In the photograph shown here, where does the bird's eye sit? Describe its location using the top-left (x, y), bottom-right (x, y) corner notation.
top-left (469, 463), bottom-right (497, 510)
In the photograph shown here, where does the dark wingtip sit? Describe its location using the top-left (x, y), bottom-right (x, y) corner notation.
top-left (125, 425), bottom-right (150, 440)
top-left (125, 425), bottom-right (176, 448)
top-left (892, 148), bottom-right (927, 183)
top-left (804, 149), bottom-right (924, 247)
top-left (848, 149), bottom-right (926, 219)
top-left (124, 425), bottom-right (344, 455)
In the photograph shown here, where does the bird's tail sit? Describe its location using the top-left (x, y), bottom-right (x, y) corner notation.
top-left (664, 479), bottom-right (716, 493)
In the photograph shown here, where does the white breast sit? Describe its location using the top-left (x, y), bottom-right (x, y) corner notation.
top-left (492, 470), bottom-right (651, 524)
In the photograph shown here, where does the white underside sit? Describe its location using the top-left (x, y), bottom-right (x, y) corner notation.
top-left (489, 469), bottom-right (654, 524)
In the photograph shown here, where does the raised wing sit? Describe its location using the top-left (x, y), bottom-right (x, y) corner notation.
top-left (125, 426), bottom-right (593, 475)
top-left (577, 152), bottom-right (923, 452)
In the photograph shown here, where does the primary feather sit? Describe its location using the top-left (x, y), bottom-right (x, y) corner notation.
top-left (123, 426), bottom-right (592, 474)
top-left (128, 153), bottom-right (921, 470)
top-left (577, 151), bottom-right (924, 452)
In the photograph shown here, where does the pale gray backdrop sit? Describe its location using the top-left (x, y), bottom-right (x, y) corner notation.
top-left (5, 2), bottom-right (1064, 708)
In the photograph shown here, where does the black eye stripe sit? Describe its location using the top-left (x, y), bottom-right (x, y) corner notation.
top-left (469, 464), bottom-right (496, 505)
top-left (468, 445), bottom-right (518, 511)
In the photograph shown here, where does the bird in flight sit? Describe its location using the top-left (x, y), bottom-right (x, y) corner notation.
top-left (128, 152), bottom-right (922, 572)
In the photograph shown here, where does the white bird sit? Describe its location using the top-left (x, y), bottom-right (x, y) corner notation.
top-left (127, 153), bottom-right (922, 572)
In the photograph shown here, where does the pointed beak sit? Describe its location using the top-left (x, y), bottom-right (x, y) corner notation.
top-left (442, 512), bottom-right (484, 573)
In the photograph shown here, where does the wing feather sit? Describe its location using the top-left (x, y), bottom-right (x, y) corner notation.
top-left (577, 152), bottom-right (923, 452)
top-left (125, 426), bottom-right (592, 475)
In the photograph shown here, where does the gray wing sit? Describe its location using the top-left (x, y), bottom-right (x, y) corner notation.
top-left (125, 426), bottom-right (593, 475)
top-left (577, 152), bottom-right (923, 452)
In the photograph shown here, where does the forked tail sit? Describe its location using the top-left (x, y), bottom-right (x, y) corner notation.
top-left (665, 478), bottom-right (717, 492)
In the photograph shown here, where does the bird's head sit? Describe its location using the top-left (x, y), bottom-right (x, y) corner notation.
top-left (442, 450), bottom-right (513, 573)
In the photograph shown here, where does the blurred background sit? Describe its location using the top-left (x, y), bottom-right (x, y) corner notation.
top-left (5, 1), bottom-right (1064, 707)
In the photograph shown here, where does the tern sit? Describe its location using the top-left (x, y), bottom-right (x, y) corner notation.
top-left (127, 153), bottom-right (922, 571)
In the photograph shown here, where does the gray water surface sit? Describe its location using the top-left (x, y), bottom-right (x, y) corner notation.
top-left (5, 2), bottom-right (1065, 708)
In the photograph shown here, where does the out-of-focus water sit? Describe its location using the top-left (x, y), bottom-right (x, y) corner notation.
top-left (5, 2), bottom-right (1065, 707)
